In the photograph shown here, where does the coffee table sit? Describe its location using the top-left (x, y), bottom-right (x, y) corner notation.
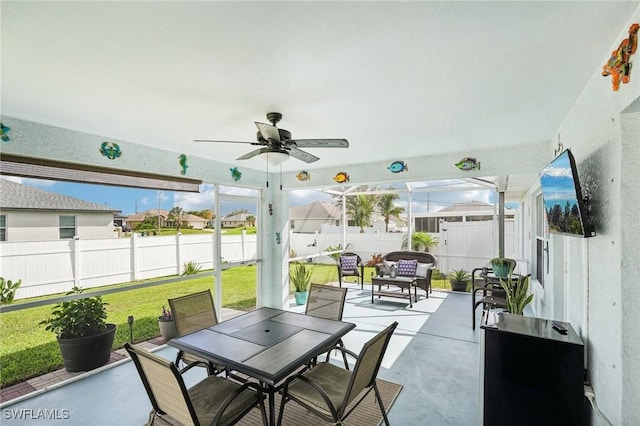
top-left (371, 275), bottom-right (418, 308)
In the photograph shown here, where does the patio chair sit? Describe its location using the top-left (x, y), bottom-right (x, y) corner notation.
top-left (473, 273), bottom-right (530, 329)
top-left (124, 343), bottom-right (267, 426)
top-left (168, 290), bottom-right (223, 375)
top-left (277, 321), bottom-right (398, 426)
top-left (471, 260), bottom-right (517, 330)
top-left (305, 283), bottom-right (350, 369)
top-left (337, 252), bottom-right (365, 289)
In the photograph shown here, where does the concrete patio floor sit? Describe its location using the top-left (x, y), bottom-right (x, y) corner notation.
top-left (1, 285), bottom-right (482, 425)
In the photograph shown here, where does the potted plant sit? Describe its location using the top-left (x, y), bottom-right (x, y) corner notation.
top-left (499, 275), bottom-right (534, 315)
top-left (158, 306), bottom-right (177, 340)
top-left (448, 268), bottom-right (470, 292)
top-left (289, 262), bottom-right (311, 305)
top-left (490, 257), bottom-right (513, 278)
top-left (40, 286), bottom-right (116, 372)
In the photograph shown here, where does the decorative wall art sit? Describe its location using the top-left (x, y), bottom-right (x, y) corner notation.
top-left (333, 171), bottom-right (349, 183)
top-left (296, 171), bottom-right (310, 181)
top-left (230, 167), bottom-right (242, 181)
top-left (0, 122), bottom-right (11, 142)
top-left (455, 157), bottom-right (481, 171)
top-left (388, 161), bottom-right (408, 173)
top-left (268, 204), bottom-right (273, 216)
top-left (602, 23), bottom-right (639, 91)
top-left (275, 232), bottom-right (281, 245)
top-left (99, 142), bottom-right (122, 160)
top-left (178, 154), bottom-right (188, 175)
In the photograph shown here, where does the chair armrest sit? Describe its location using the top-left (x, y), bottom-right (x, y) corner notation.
top-left (212, 381), bottom-right (264, 424)
top-left (324, 344), bottom-right (359, 361)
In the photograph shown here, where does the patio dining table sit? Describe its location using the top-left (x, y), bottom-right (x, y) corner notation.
top-left (167, 306), bottom-right (355, 425)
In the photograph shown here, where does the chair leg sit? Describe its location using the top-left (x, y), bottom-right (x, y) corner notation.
top-left (373, 383), bottom-right (390, 426)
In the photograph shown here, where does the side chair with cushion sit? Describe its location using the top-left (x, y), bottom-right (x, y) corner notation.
top-left (337, 252), bottom-right (364, 289)
top-left (125, 343), bottom-right (267, 426)
top-left (305, 283), bottom-right (349, 369)
top-left (168, 290), bottom-right (223, 375)
top-left (471, 259), bottom-right (517, 330)
top-left (277, 321), bottom-right (399, 426)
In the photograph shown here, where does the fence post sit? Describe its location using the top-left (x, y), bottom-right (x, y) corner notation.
top-left (241, 229), bottom-right (246, 261)
top-left (131, 232), bottom-right (139, 281)
top-left (73, 236), bottom-right (81, 288)
top-left (176, 232), bottom-right (183, 275)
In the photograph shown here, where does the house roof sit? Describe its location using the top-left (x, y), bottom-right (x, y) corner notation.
top-left (289, 201), bottom-right (342, 220)
top-left (222, 213), bottom-right (250, 222)
top-left (183, 213), bottom-right (207, 223)
top-left (431, 201), bottom-right (515, 215)
top-left (0, 179), bottom-right (120, 213)
top-left (126, 209), bottom-right (169, 222)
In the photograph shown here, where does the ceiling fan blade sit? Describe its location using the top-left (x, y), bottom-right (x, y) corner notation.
top-left (194, 139), bottom-right (259, 145)
top-left (255, 122), bottom-right (281, 143)
top-left (236, 148), bottom-right (266, 160)
top-left (289, 138), bottom-right (349, 148)
top-left (288, 147), bottom-right (320, 163)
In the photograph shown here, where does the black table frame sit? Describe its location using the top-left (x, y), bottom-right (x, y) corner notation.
top-left (371, 275), bottom-right (418, 308)
top-left (168, 307), bottom-right (355, 425)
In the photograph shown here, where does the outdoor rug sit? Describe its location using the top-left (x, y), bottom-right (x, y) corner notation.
top-left (146, 378), bottom-right (402, 425)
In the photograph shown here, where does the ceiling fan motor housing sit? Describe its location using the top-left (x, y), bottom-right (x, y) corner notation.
top-left (256, 128), bottom-right (291, 144)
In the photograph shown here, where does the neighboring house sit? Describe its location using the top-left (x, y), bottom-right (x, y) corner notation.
top-left (180, 213), bottom-right (207, 230)
top-left (412, 201), bottom-right (516, 233)
top-left (125, 209), bottom-right (168, 229)
top-left (126, 209), bottom-right (208, 230)
top-left (0, 179), bottom-right (120, 241)
top-left (221, 213), bottom-right (252, 228)
top-left (289, 201), bottom-right (344, 234)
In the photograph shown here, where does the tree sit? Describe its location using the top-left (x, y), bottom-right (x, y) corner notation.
top-left (346, 194), bottom-right (376, 233)
top-left (246, 215), bottom-right (256, 227)
top-left (401, 232), bottom-right (439, 252)
top-left (377, 193), bottom-right (404, 232)
top-left (168, 206), bottom-right (184, 231)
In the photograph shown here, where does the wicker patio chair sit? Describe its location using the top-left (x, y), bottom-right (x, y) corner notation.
top-left (305, 283), bottom-right (350, 369)
top-left (125, 343), bottom-right (266, 426)
top-left (277, 321), bottom-right (398, 426)
top-left (168, 290), bottom-right (223, 375)
top-left (337, 252), bottom-right (365, 289)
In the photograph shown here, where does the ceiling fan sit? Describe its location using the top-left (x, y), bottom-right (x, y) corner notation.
top-left (194, 112), bottom-right (349, 165)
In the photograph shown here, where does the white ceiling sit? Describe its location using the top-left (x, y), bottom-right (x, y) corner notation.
top-left (2, 1), bottom-right (638, 176)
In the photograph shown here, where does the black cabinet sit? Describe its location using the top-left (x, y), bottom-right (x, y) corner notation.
top-left (480, 314), bottom-right (584, 426)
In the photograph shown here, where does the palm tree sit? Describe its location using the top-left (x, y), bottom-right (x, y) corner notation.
top-left (168, 206), bottom-right (184, 231)
top-left (346, 194), bottom-right (376, 233)
top-left (246, 215), bottom-right (256, 227)
top-left (401, 232), bottom-right (439, 252)
top-left (377, 193), bottom-right (404, 232)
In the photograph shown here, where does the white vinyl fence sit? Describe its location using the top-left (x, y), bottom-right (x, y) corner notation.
top-left (0, 233), bottom-right (257, 299)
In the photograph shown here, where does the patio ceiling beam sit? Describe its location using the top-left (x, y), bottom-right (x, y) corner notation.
top-left (0, 154), bottom-right (202, 192)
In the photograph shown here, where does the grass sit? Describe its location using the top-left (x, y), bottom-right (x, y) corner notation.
top-left (0, 263), bottom-right (454, 388)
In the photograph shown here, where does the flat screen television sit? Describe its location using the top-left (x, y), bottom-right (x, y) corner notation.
top-left (539, 149), bottom-right (595, 238)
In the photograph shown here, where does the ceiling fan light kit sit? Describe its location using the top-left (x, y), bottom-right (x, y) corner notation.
top-left (261, 149), bottom-right (289, 166)
top-left (194, 112), bottom-right (349, 164)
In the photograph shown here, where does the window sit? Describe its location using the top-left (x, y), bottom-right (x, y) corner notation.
top-left (59, 215), bottom-right (76, 239)
top-left (0, 215), bottom-right (6, 241)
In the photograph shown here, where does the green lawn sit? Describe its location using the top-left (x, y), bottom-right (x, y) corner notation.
top-left (0, 263), bottom-right (454, 388)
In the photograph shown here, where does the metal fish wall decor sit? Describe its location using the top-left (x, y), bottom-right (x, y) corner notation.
top-left (388, 161), bottom-right (408, 173)
top-left (333, 172), bottom-right (349, 183)
top-left (178, 154), bottom-right (188, 175)
top-left (455, 157), bottom-right (480, 171)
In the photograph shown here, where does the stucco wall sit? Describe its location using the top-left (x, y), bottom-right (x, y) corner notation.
top-left (2, 210), bottom-right (115, 241)
top-left (536, 9), bottom-right (640, 425)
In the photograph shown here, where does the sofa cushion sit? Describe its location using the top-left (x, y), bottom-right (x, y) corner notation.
top-left (340, 255), bottom-right (358, 271)
top-left (397, 259), bottom-right (418, 277)
top-left (416, 263), bottom-right (433, 278)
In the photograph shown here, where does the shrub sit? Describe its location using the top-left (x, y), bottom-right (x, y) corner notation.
top-left (40, 286), bottom-right (108, 339)
top-left (182, 260), bottom-right (202, 275)
top-left (1, 277), bottom-right (22, 304)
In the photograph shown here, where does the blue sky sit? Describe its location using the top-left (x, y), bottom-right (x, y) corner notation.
top-left (3, 176), bottom-right (502, 217)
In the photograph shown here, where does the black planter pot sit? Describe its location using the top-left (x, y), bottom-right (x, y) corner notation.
top-left (450, 281), bottom-right (468, 292)
top-left (57, 324), bottom-right (116, 372)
